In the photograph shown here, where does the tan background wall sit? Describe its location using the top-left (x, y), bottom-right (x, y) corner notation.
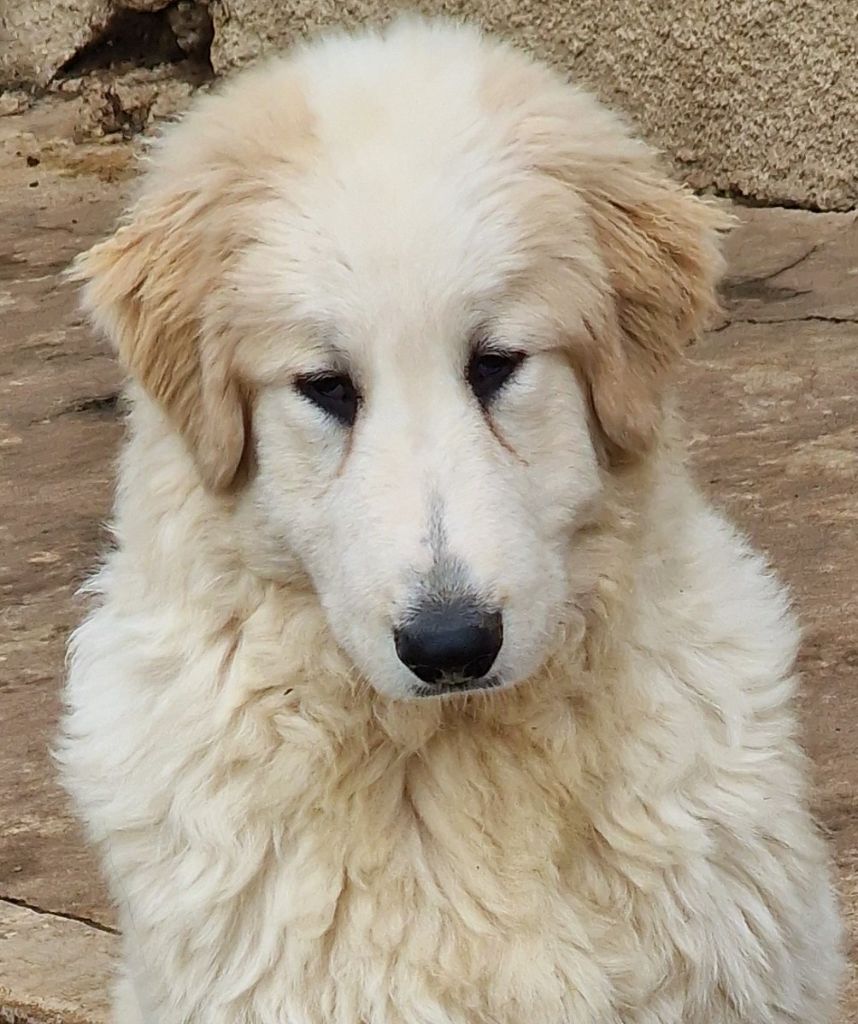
top-left (1, 0), bottom-right (855, 209)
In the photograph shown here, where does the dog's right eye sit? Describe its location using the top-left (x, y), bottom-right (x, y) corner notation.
top-left (296, 373), bottom-right (360, 426)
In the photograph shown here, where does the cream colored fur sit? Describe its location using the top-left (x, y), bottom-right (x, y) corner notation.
top-left (59, 18), bottom-right (843, 1024)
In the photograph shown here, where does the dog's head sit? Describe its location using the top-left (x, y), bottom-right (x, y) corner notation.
top-left (74, 21), bottom-right (727, 700)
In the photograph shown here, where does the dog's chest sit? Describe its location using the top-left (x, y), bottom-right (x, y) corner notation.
top-left (133, 717), bottom-right (753, 1024)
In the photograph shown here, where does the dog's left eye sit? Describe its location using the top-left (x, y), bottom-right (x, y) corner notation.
top-left (467, 350), bottom-right (526, 405)
top-left (296, 373), bottom-right (360, 426)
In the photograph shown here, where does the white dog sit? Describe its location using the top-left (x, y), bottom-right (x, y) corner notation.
top-left (59, 18), bottom-right (843, 1024)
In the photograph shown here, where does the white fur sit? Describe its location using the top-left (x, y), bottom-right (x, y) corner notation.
top-left (59, 19), bottom-right (843, 1024)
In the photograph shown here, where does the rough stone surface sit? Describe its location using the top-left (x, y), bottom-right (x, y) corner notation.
top-left (207, 0), bottom-right (857, 210)
top-left (1, 1), bottom-right (855, 209)
top-left (0, 902), bottom-right (116, 1024)
top-left (66, 64), bottom-right (203, 142)
top-left (0, 91), bottom-right (32, 117)
top-left (0, 0), bottom-right (111, 88)
top-left (0, 106), bottom-right (126, 943)
top-left (0, 102), bottom-right (855, 1021)
top-left (168, 0), bottom-right (215, 57)
top-left (0, 0), bottom-right (207, 89)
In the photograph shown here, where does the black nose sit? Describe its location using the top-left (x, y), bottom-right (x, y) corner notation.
top-left (394, 601), bottom-right (503, 685)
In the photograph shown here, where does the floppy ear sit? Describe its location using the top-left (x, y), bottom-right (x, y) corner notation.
top-left (72, 181), bottom-right (250, 492)
top-left (483, 50), bottom-right (730, 460)
top-left (577, 167), bottom-right (730, 460)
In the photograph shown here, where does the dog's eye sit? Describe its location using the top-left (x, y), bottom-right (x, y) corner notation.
top-left (467, 350), bottom-right (525, 404)
top-left (296, 373), bottom-right (360, 426)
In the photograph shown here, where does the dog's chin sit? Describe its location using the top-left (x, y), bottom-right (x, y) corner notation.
top-left (406, 675), bottom-right (504, 701)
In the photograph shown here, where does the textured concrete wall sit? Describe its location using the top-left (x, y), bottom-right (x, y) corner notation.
top-left (208, 0), bottom-right (857, 211)
top-left (1, 0), bottom-right (855, 209)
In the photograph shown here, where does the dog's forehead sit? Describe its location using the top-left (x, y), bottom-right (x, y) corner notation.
top-left (234, 68), bottom-right (549, 350)
top-left (227, 41), bottom-right (594, 374)
top-left (237, 148), bottom-right (584, 379)
top-left (271, 142), bottom-right (527, 327)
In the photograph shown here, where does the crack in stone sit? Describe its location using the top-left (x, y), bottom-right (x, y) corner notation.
top-left (721, 243), bottom-right (824, 304)
top-left (725, 243), bottom-right (821, 290)
top-left (0, 895), bottom-right (118, 936)
top-left (51, 392), bottom-right (121, 420)
top-left (708, 315), bottom-right (858, 335)
top-left (708, 187), bottom-right (857, 214)
top-left (724, 282), bottom-right (812, 303)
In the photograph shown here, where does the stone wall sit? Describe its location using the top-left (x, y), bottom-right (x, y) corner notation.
top-left (1, 0), bottom-right (854, 209)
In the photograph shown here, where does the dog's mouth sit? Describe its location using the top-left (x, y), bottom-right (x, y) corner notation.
top-left (409, 675), bottom-right (503, 699)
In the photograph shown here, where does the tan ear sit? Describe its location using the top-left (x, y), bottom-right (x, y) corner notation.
top-left (481, 49), bottom-right (731, 461)
top-left (70, 65), bottom-right (316, 491)
top-left (580, 170), bottom-right (730, 460)
top-left (72, 184), bottom-right (248, 492)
